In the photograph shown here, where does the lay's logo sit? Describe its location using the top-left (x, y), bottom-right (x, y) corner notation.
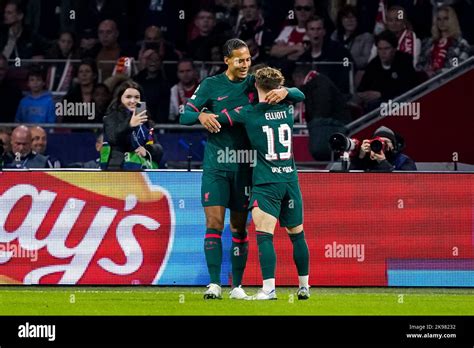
top-left (0, 172), bottom-right (174, 285)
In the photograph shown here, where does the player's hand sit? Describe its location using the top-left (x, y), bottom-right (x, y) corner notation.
top-left (130, 110), bottom-right (148, 127)
top-left (359, 139), bottom-right (371, 159)
top-left (198, 112), bottom-right (221, 133)
top-left (265, 87), bottom-right (288, 104)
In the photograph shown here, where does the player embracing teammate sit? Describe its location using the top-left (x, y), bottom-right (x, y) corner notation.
top-left (180, 39), bottom-right (306, 300)
top-left (215, 67), bottom-right (310, 300)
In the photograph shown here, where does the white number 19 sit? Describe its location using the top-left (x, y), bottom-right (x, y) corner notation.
top-left (262, 124), bottom-right (292, 161)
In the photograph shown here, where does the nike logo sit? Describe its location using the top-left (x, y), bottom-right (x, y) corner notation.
top-left (217, 96), bottom-right (229, 101)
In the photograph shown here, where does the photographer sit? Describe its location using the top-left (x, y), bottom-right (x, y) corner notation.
top-left (349, 126), bottom-right (416, 171)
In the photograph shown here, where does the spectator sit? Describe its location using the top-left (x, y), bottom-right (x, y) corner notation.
top-left (214, 0), bottom-right (241, 38)
top-left (350, 125), bottom-right (417, 171)
top-left (130, 0), bottom-right (187, 46)
top-left (196, 43), bottom-right (226, 80)
top-left (15, 66), bottom-right (56, 124)
top-left (102, 81), bottom-right (163, 169)
top-left (133, 49), bottom-right (170, 123)
top-left (61, 58), bottom-right (98, 123)
top-left (234, 0), bottom-right (275, 53)
top-left (92, 83), bottom-right (112, 123)
top-left (84, 19), bottom-right (133, 80)
top-left (299, 16), bottom-right (354, 94)
top-left (0, 126), bottom-right (11, 154)
top-left (234, 0), bottom-right (276, 62)
top-left (0, 0), bottom-right (47, 59)
top-left (78, 27), bottom-right (99, 57)
top-left (0, 54), bottom-right (22, 122)
top-left (243, 36), bottom-right (266, 65)
top-left (417, 5), bottom-right (471, 78)
top-left (302, 69), bottom-right (352, 161)
top-left (30, 125), bottom-right (62, 168)
top-left (45, 31), bottom-right (80, 93)
top-left (358, 30), bottom-right (418, 110)
top-left (270, 0), bottom-right (316, 61)
top-left (137, 25), bottom-right (182, 82)
top-left (391, 0), bottom-right (433, 40)
top-left (3, 125), bottom-right (52, 168)
top-left (368, 5), bottom-right (422, 67)
top-left (331, 5), bottom-right (374, 71)
top-left (25, 0), bottom-right (78, 41)
top-left (188, 8), bottom-right (227, 61)
top-left (169, 59), bottom-right (199, 123)
top-left (78, 0), bottom-right (128, 41)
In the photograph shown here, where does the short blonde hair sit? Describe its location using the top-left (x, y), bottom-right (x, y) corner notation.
top-left (432, 6), bottom-right (461, 40)
top-left (255, 67), bottom-right (285, 92)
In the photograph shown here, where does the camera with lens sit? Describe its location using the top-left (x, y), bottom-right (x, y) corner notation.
top-left (368, 136), bottom-right (386, 154)
top-left (329, 133), bottom-right (360, 154)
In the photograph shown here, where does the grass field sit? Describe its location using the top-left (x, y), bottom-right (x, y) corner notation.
top-left (0, 287), bottom-right (473, 316)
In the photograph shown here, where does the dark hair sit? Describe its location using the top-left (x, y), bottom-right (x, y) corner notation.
top-left (335, 5), bottom-right (359, 39)
top-left (196, 7), bottom-right (216, 18)
top-left (223, 38), bottom-right (248, 58)
top-left (241, 0), bottom-right (262, 8)
top-left (306, 15), bottom-right (325, 28)
top-left (107, 81), bottom-right (144, 113)
top-left (47, 31), bottom-right (79, 59)
top-left (27, 65), bottom-right (45, 81)
top-left (5, 0), bottom-right (25, 15)
top-left (93, 83), bottom-right (111, 94)
top-left (375, 30), bottom-right (398, 48)
top-left (177, 58), bottom-right (195, 70)
top-left (76, 58), bottom-right (98, 82)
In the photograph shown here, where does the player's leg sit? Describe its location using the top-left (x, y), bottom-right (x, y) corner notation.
top-left (201, 170), bottom-right (229, 299)
top-left (203, 206), bottom-right (226, 299)
top-left (281, 182), bottom-right (310, 300)
top-left (228, 209), bottom-right (249, 298)
top-left (228, 169), bottom-right (252, 299)
top-left (247, 184), bottom-right (282, 300)
top-left (286, 224), bottom-right (310, 299)
top-left (251, 206), bottom-right (278, 300)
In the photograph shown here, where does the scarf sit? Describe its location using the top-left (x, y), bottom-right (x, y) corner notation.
top-left (47, 57), bottom-right (75, 92)
top-left (176, 82), bottom-right (197, 109)
top-left (398, 29), bottom-right (416, 57)
top-left (431, 37), bottom-right (453, 71)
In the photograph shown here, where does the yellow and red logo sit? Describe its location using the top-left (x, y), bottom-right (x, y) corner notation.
top-left (0, 172), bottom-right (174, 285)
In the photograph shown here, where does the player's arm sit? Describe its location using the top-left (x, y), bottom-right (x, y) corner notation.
top-left (214, 106), bottom-right (248, 126)
top-left (179, 80), bottom-right (221, 132)
top-left (248, 74), bottom-right (305, 103)
top-left (265, 86), bottom-right (305, 104)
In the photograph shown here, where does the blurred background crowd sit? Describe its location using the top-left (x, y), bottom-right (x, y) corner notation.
top-left (0, 0), bottom-right (472, 167)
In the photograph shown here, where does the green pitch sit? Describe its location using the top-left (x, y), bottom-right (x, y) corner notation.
top-left (0, 287), bottom-right (472, 316)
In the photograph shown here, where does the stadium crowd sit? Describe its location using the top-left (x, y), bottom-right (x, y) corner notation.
top-left (0, 0), bottom-right (472, 167)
